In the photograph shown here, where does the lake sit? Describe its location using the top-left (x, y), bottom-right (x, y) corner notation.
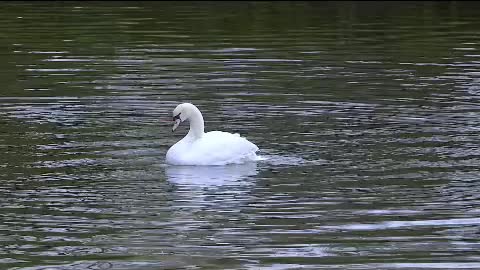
top-left (1, 2), bottom-right (480, 270)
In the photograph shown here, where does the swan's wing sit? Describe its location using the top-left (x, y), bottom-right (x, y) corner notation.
top-left (189, 131), bottom-right (258, 165)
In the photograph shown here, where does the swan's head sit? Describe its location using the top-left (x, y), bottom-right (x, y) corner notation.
top-left (171, 103), bottom-right (195, 132)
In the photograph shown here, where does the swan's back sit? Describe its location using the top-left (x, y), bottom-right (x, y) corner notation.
top-left (166, 131), bottom-right (258, 166)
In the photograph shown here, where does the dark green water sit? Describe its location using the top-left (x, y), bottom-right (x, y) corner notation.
top-left (1, 2), bottom-right (480, 269)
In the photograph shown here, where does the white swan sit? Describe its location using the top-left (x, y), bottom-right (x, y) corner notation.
top-left (165, 103), bottom-right (259, 166)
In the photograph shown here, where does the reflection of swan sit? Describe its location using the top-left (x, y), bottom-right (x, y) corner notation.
top-left (165, 162), bottom-right (258, 187)
top-left (166, 103), bottom-right (259, 166)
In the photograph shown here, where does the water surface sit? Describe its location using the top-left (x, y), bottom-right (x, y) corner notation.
top-left (1, 2), bottom-right (480, 270)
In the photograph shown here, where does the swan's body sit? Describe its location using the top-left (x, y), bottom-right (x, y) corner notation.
top-left (166, 103), bottom-right (259, 166)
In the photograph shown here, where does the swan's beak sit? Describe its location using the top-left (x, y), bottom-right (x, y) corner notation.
top-left (172, 119), bottom-right (181, 132)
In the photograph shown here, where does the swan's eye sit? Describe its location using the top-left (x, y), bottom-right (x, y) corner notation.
top-left (173, 113), bottom-right (181, 121)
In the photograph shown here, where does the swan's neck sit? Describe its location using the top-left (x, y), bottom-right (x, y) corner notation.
top-left (185, 107), bottom-right (205, 140)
